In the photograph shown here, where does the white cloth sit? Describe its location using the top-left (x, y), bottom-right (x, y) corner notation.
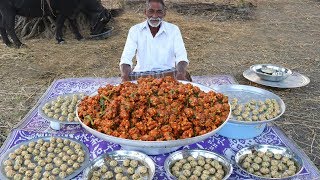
top-left (120, 20), bottom-right (188, 72)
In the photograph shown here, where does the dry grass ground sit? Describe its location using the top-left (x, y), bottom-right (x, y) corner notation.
top-left (0, 0), bottom-right (319, 169)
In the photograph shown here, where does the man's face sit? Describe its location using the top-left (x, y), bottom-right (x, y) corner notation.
top-left (145, 2), bottom-right (165, 27)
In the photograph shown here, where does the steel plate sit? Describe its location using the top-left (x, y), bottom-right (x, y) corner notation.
top-left (83, 150), bottom-right (155, 180)
top-left (235, 144), bottom-right (303, 179)
top-left (38, 93), bottom-right (85, 125)
top-left (0, 136), bottom-right (90, 180)
top-left (243, 69), bottom-right (310, 88)
top-left (164, 149), bottom-right (233, 180)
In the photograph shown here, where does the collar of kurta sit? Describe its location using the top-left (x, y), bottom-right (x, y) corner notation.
top-left (140, 20), bottom-right (167, 36)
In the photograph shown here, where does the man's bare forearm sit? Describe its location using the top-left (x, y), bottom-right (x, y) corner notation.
top-left (120, 64), bottom-right (132, 82)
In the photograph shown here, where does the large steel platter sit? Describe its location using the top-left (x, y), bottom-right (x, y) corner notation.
top-left (243, 69), bottom-right (310, 88)
top-left (77, 81), bottom-right (231, 155)
top-left (212, 84), bottom-right (285, 125)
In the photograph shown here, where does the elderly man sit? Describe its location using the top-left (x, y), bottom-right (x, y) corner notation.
top-left (120, 0), bottom-right (191, 82)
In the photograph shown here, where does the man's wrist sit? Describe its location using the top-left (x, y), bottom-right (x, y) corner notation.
top-left (176, 70), bottom-right (186, 75)
top-left (121, 74), bottom-right (130, 82)
top-left (120, 64), bottom-right (132, 82)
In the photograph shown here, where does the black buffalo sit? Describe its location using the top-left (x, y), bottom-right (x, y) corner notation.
top-left (0, 0), bottom-right (111, 47)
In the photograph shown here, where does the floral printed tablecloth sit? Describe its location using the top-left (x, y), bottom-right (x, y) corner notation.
top-left (1, 76), bottom-right (319, 179)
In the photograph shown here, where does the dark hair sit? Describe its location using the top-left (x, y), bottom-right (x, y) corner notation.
top-left (146, 0), bottom-right (165, 7)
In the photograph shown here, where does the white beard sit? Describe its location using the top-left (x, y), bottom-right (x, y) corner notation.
top-left (147, 17), bottom-right (163, 27)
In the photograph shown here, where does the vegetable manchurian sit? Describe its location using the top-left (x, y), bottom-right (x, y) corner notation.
top-left (78, 77), bottom-right (230, 141)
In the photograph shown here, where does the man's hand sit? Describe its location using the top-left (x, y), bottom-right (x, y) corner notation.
top-left (120, 64), bottom-right (132, 82)
top-left (176, 61), bottom-right (188, 81)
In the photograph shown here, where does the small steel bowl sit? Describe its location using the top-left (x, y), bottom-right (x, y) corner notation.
top-left (164, 149), bottom-right (233, 180)
top-left (250, 64), bottom-right (292, 82)
top-left (83, 150), bottom-right (155, 180)
top-left (89, 26), bottom-right (114, 40)
top-left (235, 144), bottom-right (303, 179)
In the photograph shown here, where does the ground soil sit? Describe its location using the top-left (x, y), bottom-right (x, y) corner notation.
top-left (0, 0), bottom-right (319, 169)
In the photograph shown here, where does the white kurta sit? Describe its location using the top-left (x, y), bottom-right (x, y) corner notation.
top-left (120, 20), bottom-right (188, 72)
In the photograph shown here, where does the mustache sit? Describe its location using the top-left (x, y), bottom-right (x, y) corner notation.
top-left (149, 17), bottom-right (162, 21)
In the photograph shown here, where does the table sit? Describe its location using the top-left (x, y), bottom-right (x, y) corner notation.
top-left (1, 76), bottom-right (319, 179)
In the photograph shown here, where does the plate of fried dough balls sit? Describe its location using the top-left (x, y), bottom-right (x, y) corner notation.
top-left (164, 149), bottom-right (233, 180)
top-left (235, 144), bottom-right (303, 179)
top-left (39, 93), bottom-right (86, 124)
top-left (0, 136), bottom-right (90, 180)
top-left (213, 85), bottom-right (285, 124)
top-left (83, 150), bottom-right (155, 180)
